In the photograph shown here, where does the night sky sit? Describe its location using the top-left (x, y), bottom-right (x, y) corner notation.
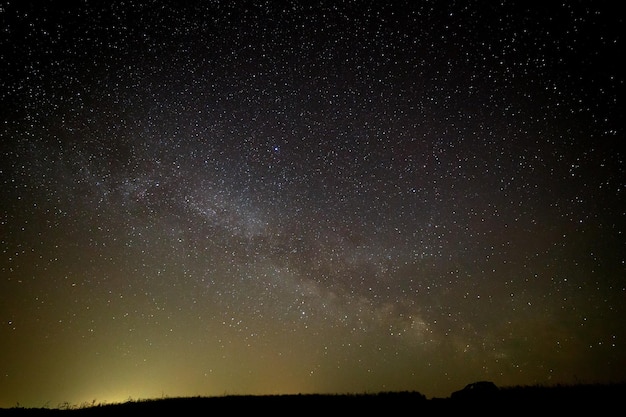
top-left (1, 0), bottom-right (624, 408)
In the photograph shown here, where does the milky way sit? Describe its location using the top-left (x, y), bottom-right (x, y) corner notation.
top-left (1, 1), bottom-right (624, 407)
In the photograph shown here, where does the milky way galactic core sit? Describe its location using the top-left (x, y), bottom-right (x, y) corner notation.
top-left (1, 1), bottom-right (624, 408)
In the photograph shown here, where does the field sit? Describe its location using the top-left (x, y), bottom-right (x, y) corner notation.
top-left (1, 382), bottom-right (624, 415)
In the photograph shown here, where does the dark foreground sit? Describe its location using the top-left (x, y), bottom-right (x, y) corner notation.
top-left (2, 383), bottom-right (625, 415)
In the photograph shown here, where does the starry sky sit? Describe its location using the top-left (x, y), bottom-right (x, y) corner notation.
top-left (1, 0), bottom-right (624, 408)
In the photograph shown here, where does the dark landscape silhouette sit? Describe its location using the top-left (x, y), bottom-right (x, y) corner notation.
top-left (1, 381), bottom-right (624, 415)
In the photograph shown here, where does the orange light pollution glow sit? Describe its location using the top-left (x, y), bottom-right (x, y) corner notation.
top-left (1, 0), bottom-right (625, 409)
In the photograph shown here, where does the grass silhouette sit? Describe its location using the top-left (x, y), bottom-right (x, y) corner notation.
top-left (1, 382), bottom-right (625, 415)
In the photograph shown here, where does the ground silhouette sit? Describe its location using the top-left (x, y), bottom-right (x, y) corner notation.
top-left (1, 382), bottom-right (624, 415)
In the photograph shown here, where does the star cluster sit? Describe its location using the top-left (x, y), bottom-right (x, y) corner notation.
top-left (1, 1), bottom-right (624, 408)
